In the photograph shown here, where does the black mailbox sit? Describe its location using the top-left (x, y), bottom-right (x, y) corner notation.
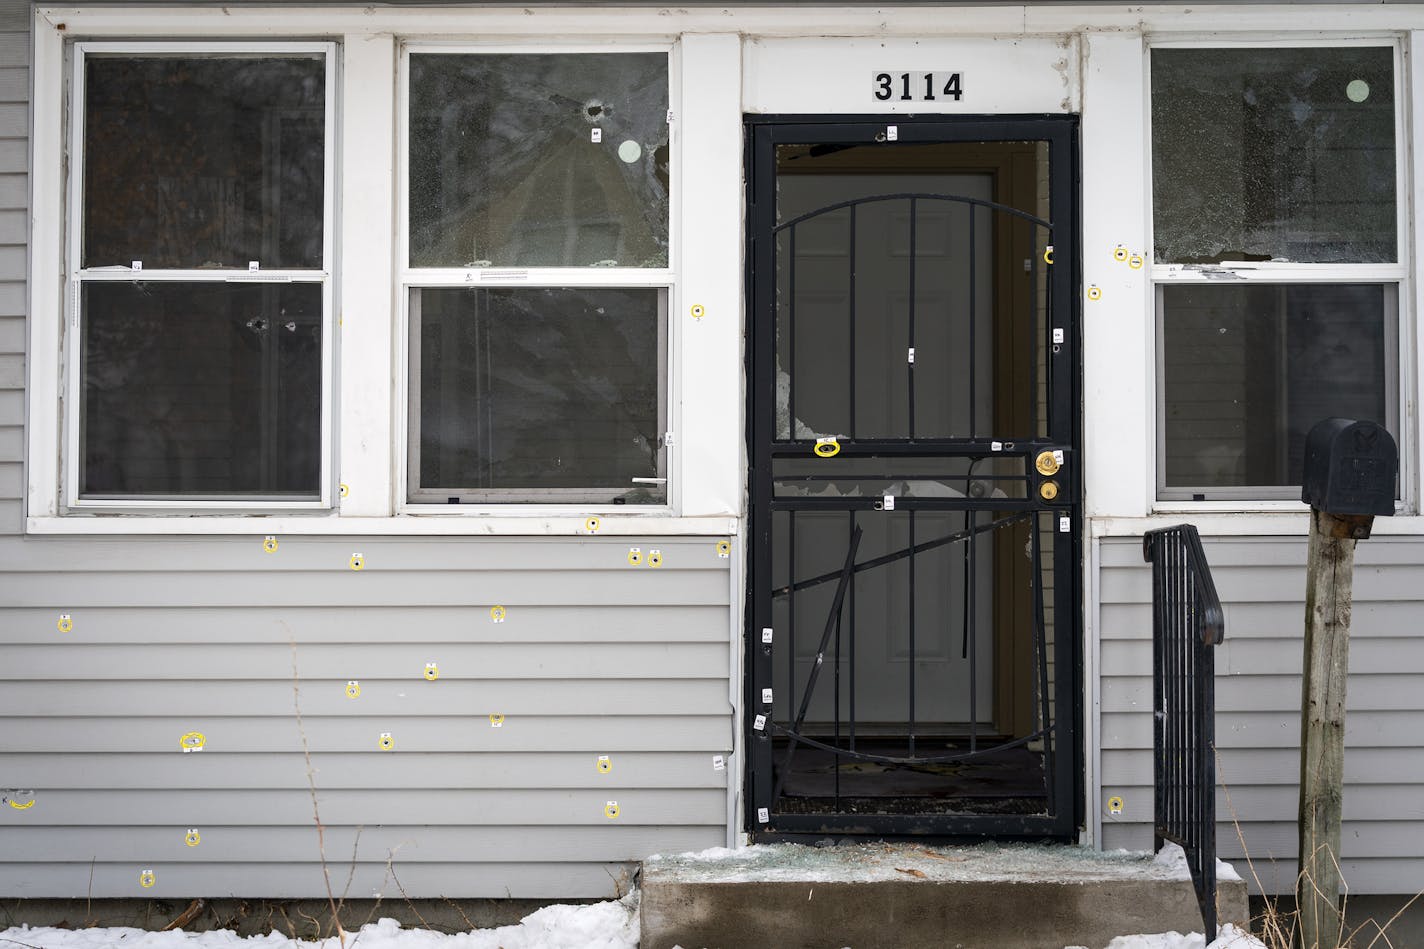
top-left (1301, 418), bottom-right (1397, 517)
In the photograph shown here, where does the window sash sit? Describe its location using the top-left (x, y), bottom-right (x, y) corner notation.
top-left (404, 285), bottom-right (669, 505)
top-left (65, 41), bottom-right (338, 510)
top-left (1154, 281), bottom-right (1401, 502)
top-left (398, 43), bottom-right (676, 275)
top-left (1147, 38), bottom-right (1408, 276)
top-left (397, 42), bottom-right (677, 508)
top-left (1147, 38), bottom-right (1409, 506)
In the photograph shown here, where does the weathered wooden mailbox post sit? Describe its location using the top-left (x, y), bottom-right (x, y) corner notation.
top-left (1297, 418), bottom-right (1397, 949)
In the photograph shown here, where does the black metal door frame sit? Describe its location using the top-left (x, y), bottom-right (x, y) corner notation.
top-left (743, 114), bottom-right (1083, 838)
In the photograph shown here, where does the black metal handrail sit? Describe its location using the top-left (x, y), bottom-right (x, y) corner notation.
top-left (1143, 524), bottom-right (1226, 938)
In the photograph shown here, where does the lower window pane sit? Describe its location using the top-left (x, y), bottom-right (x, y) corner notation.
top-left (411, 287), bottom-right (665, 503)
top-left (80, 281), bottom-right (323, 499)
top-left (1161, 283), bottom-right (1392, 496)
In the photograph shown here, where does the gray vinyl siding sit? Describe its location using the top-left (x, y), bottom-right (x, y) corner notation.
top-left (0, 0), bottom-right (25, 535)
top-left (1098, 534), bottom-right (1424, 895)
top-left (0, 535), bottom-right (734, 898)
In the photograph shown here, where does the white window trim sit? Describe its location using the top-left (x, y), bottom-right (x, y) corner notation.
top-left (59, 40), bottom-right (339, 512)
top-left (394, 40), bottom-right (679, 515)
top-left (27, 9), bottom-right (747, 534)
top-left (1144, 35), bottom-right (1416, 514)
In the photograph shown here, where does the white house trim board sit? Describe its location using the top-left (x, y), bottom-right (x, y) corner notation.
top-left (339, 32), bottom-right (398, 518)
top-left (34, 5), bottom-right (1424, 37)
top-left (677, 34), bottom-right (743, 518)
top-left (1081, 30), bottom-right (1151, 521)
top-left (742, 34), bottom-right (1079, 115)
top-left (25, 14), bottom-right (64, 519)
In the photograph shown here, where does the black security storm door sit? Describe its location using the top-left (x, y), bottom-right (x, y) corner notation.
top-left (746, 116), bottom-right (1081, 838)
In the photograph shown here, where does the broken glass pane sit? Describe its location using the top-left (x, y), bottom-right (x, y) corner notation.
top-left (411, 287), bottom-right (665, 503)
top-left (1161, 283), bottom-right (1391, 492)
top-left (80, 281), bottom-right (323, 498)
top-left (83, 55), bottom-right (327, 270)
top-left (408, 53), bottom-right (669, 268)
top-left (1152, 47), bottom-right (1395, 264)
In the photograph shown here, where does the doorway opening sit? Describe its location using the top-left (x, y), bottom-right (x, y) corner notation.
top-left (746, 117), bottom-right (1080, 837)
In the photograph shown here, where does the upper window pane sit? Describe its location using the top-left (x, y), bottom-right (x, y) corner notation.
top-left (1152, 47), bottom-right (1396, 264)
top-left (408, 52), bottom-right (669, 268)
top-left (83, 54), bottom-right (327, 270)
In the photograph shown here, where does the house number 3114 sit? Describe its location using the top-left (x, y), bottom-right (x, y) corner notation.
top-left (873, 71), bottom-right (964, 102)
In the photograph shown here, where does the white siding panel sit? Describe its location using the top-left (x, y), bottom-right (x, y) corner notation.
top-left (0, 752), bottom-right (728, 790)
top-left (0, 32), bottom-right (27, 69)
top-left (0, 424), bottom-right (20, 461)
top-left (0, 534), bottom-right (736, 897)
top-left (1098, 535), bottom-right (1424, 895)
top-left (0, 862), bottom-right (640, 901)
top-left (0, 825), bottom-right (726, 864)
top-left (0, 603), bottom-right (729, 643)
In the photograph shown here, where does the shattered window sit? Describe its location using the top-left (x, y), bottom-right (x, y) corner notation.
top-left (1152, 47), bottom-right (1396, 264)
top-left (408, 52), bottom-right (670, 268)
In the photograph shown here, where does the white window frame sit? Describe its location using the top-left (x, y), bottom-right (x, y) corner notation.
top-left (62, 40), bottom-right (338, 512)
top-left (21, 7), bottom-right (756, 534)
top-left (1146, 35), bottom-right (1415, 513)
top-left (395, 41), bottom-right (680, 516)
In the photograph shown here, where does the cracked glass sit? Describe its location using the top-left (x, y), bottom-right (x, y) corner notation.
top-left (408, 52), bottom-right (669, 268)
top-left (1152, 47), bottom-right (1396, 264)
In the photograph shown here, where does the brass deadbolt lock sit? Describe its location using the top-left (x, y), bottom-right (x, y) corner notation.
top-left (1035, 450), bottom-right (1061, 477)
top-left (1040, 481), bottom-right (1060, 501)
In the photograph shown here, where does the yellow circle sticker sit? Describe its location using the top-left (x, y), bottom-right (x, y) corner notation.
top-left (585, 517), bottom-right (601, 533)
top-left (179, 732), bottom-right (206, 753)
top-left (1107, 795), bottom-right (1125, 815)
top-left (1128, 254), bottom-right (1144, 270)
top-left (604, 801), bottom-right (620, 819)
top-left (716, 540), bottom-right (731, 558)
top-left (57, 614), bottom-right (73, 633)
top-left (345, 680), bottom-right (361, 699)
top-left (262, 536), bottom-right (278, 554)
top-left (423, 662), bottom-right (439, 681)
top-left (378, 732), bottom-right (394, 751)
top-left (1113, 245), bottom-right (1129, 263)
top-left (813, 438), bottom-right (841, 458)
top-left (1043, 246), bottom-right (1055, 265)
top-left (489, 713), bottom-right (505, 727)
top-left (1087, 286), bottom-right (1102, 301)
top-left (690, 304), bottom-right (706, 319)
top-left (490, 605), bottom-right (507, 623)
top-left (139, 869), bottom-right (156, 889)
top-left (350, 553), bottom-right (365, 571)
top-left (648, 549), bottom-right (663, 568)
top-left (185, 829), bottom-right (201, 848)
top-left (597, 755), bottom-right (612, 774)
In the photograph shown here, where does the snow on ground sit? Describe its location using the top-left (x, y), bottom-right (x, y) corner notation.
top-left (0, 915), bottom-right (1268, 949)
top-left (0, 892), bottom-right (639, 949)
top-left (1091, 924), bottom-right (1267, 949)
top-left (0, 844), bottom-right (1261, 949)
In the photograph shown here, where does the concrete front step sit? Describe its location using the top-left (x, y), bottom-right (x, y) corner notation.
top-left (640, 842), bottom-right (1248, 949)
